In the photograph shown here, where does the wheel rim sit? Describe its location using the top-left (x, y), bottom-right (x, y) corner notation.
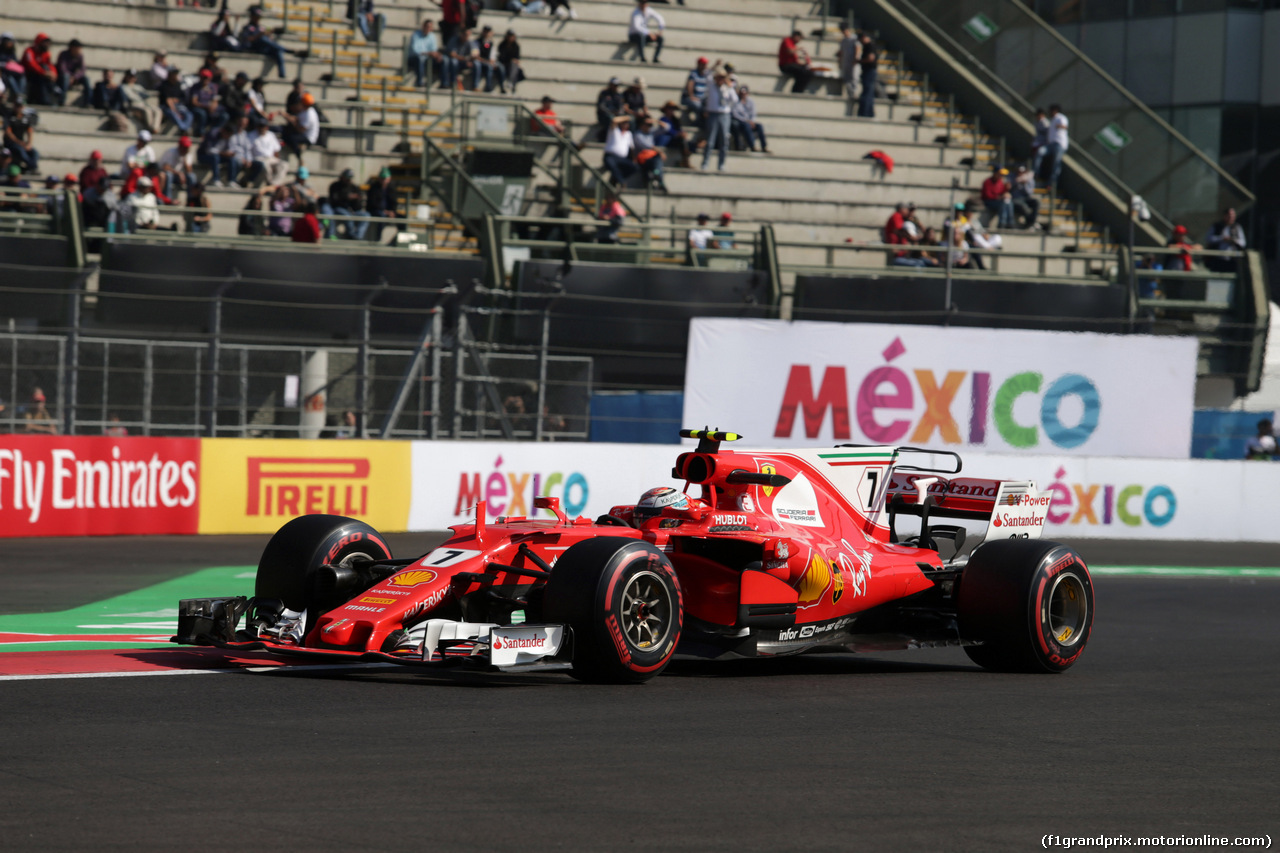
top-left (1047, 573), bottom-right (1088, 646)
top-left (620, 570), bottom-right (674, 652)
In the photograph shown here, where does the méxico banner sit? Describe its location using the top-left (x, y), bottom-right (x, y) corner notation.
top-left (683, 318), bottom-right (1198, 458)
top-left (0, 436), bottom-right (200, 537)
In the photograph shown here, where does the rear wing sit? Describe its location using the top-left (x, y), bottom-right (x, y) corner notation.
top-left (882, 456), bottom-right (1052, 542)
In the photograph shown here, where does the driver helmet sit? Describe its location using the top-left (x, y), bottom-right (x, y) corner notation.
top-left (634, 486), bottom-right (689, 523)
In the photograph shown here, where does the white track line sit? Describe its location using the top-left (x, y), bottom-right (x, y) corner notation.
top-left (0, 662), bottom-right (402, 682)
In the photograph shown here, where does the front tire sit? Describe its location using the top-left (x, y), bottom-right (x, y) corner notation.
top-left (256, 514), bottom-right (393, 613)
top-left (957, 539), bottom-right (1093, 673)
top-left (542, 537), bottom-right (683, 684)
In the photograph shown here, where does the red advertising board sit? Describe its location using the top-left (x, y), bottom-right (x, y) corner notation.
top-left (0, 436), bottom-right (200, 537)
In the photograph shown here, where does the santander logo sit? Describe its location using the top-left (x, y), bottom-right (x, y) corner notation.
top-left (492, 636), bottom-right (502, 649)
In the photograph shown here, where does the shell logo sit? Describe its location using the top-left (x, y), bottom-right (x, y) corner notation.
top-left (390, 570), bottom-right (438, 587)
top-left (798, 553), bottom-right (833, 604)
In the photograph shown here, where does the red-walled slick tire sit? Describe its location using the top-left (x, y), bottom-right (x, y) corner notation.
top-left (542, 538), bottom-right (683, 684)
top-left (957, 539), bottom-right (1094, 673)
top-left (255, 514), bottom-right (393, 613)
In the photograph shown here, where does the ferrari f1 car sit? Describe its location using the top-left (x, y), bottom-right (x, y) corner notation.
top-left (174, 430), bottom-right (1094, 682)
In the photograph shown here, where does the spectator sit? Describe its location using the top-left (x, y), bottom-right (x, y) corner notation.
top-left (267, 183), bottom-right (295, 236)
top-left (158, 135), bottom-right (196, 192)
top-left (532, 95), bottom-right (563, 134)
top-left (1043, 103), bottom-right (1069, 189)
top-left (2, 165), bottom-right (31, 210)
top-left (118, 69), bottom-right (162, 133)
top-left (143, 161), bottom-right (176, 205)
top-left (23, 34), bottom-right (58, 106)
top-left (701, 70), bottom-right (737, 172)
top-left (445, 27), bottom-right (475, 91)
top-left (1205, 207), bottom-right (1246, 273)
top-left (203, 53), bottom-right (226, 81)
top-left (915, 227), bottom-right (943, 267)
top-left (949, 225), bottom-right (976, 269)
top-left (104, 414), bottom-right (129, 437)
top-left (883, 201), bottom-right (913, 245)
top-left (224, 115), bottom-right (255, 185)
top-left (199, 123), bottom-right (237, 186)
top-left (980, 165), bottom-right (1014, 228)
top-left (23, 388), bottom-right (57, 434)
top-left (730, 85), bottom-right (767, 153)
top-left (595, 76), bottom-right (625, 141)
top-left (470, 26), bottom-right (504, 93)
top-left (238, 187), bottom-right (268, 235)
top-left (408, 20), bottom-right (450, 89)
top-left (1245, 419), bottom-right (1276, 460)
top-left (1011, 164), bottom-right (1039, 229)
top-left (713, 212), bottom-right (734, 249)
top-left (596, 191), bottom-right (625, 243)
top-left (603, 115), bottom-right (637, 188)
top-left (682, 56), bottom-right (714, 117)
top-left (497, 31), bottom-right (524, 94)
top-left (434, 0), bottom-right (465, 46)
top-left (55, 39), bottom-right (87, 107)
top-left (81, 174), bottom-right (116, 229)
top-left (91, 70), bottom-right (122, 111)
top-left (188, 69), bottom-right (223, 137)
top-left (158, 68), bottom-right (193, 134)
top-left (857, 33), bottom-right (878, 117)
top-left (185, 181), bottom-right (212, 233)
top-left (1030, 107), bottom-right (1049, 180)
top-left (629, 1), bottom-right (665, 64)
top-left (349, 0), bottom-right (386, 43)
top-left (1135, 253), bottom-right (1164, 299)
top-left (242, 121), bottom-right (284, 185)
top-left (4, 107), bottom-right (38, 173)
top-left (366, 167), bottom-right (403, 240)
top-left (0, 33), bottom-right (25, 100)
top-left (79, 150), bottom-right (108, 191)
top-left (836, 22), bottom-right (859, 100)
top-left (547, 0), bottom-right (577, 19)
top-left (687, 212), bottom-right (714, 259)
top-left (210, 10), bottom-right (241, 52)
top-left (291, 200), bottom-right (322, 243)
top-left (508, 0), bottom-right (549, 13)
top-left (281, 92), bottom-right (320, 159)
top-left (289, 165), bottom-right (318, 205)
top-left (655, 100), bottom-right (691, 168)
top-left (623, 77), bottom-right (647, 117)
top-left (632, 114), bottom-right (667, 193)
top-left (125, 175), bottom-right (160, 231)
top-left (240, 5), bottom-right (290, 79)
top-left (148, 50), bottom-right (171, 89)
top-left (247, 76), bottom-right (272, 124)
top-left (222, 71), bottom-right (252, 123)
top-left (1167, 224), bottom-right (1201, 271)
top-left (321, 168), bottom-right (370, 239)
top-left (777, 30), bottom-right (812, 95)
top-left (121, 129), bottom-right (156, 176)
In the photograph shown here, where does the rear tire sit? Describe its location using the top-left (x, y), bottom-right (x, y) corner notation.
top-left (542, 537), bottom-right (683, 684)
top-left (256, 515), bottom-right (393, 613)
top-left (957, 539), bottom-right (1093, 673)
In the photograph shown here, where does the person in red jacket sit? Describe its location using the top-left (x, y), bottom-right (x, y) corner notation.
top-left (980, 165), bottom-right (1013, 228)
top-left (79, 150), bottom-right (108, 192)
top-left (777, 30), bottom-right (813, 94)
top-left (436, 0), bottom-right (464, 46)
top-left (22, 34), bottom-right (58, 105)
top-left (291, 201), bottom-right (322, 243)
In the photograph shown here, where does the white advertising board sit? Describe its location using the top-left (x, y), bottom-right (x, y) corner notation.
top-left (683, 318), bottom-right (1198, 459)
top-left (408, 441), bottom-right (680, 531)
top-left (406, 441), bottom-right (1279, 542)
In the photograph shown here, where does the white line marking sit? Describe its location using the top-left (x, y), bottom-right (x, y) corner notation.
top-left (0, 662), bottom-right (403, 682)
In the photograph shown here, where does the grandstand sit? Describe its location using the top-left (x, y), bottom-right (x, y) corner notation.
top-left (0, 0), bottom-right (1270, 438)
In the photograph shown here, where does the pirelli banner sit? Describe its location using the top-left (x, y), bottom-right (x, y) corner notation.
top-left (197, 439), bottom-right (413, 535)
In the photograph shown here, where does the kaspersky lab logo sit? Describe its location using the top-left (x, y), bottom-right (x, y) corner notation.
top-left (774, 337), bottom-right (1101, 450)
top-left (246, 457), bottom-right (370, 517)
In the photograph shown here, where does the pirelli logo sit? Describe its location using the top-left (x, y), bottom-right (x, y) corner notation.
top-left (246, 457), bottom-right (371, 517)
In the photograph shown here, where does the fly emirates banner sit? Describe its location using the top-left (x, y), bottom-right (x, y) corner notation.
top-left (683, 318), bottom-right (1198, 459)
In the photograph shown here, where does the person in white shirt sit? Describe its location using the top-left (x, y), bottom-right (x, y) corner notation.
top-left (148, 50), bottom-right (170, 89)
top-left (628, 1), bottom-right (665, 63)
top-left (687, 213), bottom-right (714, 263)
top-left (1044, 103), bottom-right (1069, 189)
top-left (157, 136), bottom-right (195, 192)
top-left (603, 115), bottom-right (637, 188)
top-left (246, 122), bottom-right (287, 185)
top-left (700, 70), bottom-right (738, 171)
top-left (282, 93), bottom-right (320, 158)
top-left (126, 176), bottom-right (160, 231)
top-left (120, 130), bottom-right (157, 177)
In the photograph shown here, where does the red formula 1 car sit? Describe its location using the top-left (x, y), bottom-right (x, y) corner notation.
top-left (175, 430), bottom-right (1094, 681)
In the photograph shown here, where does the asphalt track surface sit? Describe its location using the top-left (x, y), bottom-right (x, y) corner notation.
top-left (2, 535), bottom-right (1277, 851)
